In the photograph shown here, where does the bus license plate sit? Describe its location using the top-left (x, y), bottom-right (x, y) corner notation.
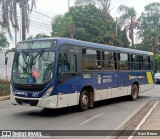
top-left (22, 102), bottom-right (30, 106)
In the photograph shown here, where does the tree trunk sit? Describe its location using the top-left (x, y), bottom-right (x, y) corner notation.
top-left (22, 6), bottom-right (26, 40)
top-left (131, 18), bottom-right (134, 48)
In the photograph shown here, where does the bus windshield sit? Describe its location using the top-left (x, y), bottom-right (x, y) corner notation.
top-left (12, 50), bottom-right (55, 85)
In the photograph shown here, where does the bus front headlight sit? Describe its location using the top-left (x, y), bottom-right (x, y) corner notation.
top-left (43, 87), bottom-right (54, 98)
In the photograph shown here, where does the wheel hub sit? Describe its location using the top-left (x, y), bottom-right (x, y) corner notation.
top-left (82, 95), bottom-right (88, 106)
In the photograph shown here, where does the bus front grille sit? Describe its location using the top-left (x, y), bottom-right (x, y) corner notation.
top-left (15, 98), bottom-right (39, 106)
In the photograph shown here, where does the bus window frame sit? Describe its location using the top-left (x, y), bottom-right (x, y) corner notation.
top-left (118, 53), bottom-right (131, 71)
top-left (81, 48), bottom-right (101, 71)
top-left (131, 54), bottom-right (142, 71)
top-left (101, 50), bottom-right (117, 71)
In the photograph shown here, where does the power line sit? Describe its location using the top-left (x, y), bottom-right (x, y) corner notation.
top-left (31, 23), bottom-right (51, 31)
top-left (30, 16), bottom-right (51, 24)
top-left (30, 19), bottom-right (51, 27)
top-left (29, 27), bottom-right (51, 34)
top-left (0, 10), bottom-right (52, 32)
top-left (29, 9), bottom-right (53, 19)
top-left (17, 3), bottom-right (53, 19)
top-left (16, 14), bottom-right (51, 27)
top-left (31, 24), bottom-right (51, 32)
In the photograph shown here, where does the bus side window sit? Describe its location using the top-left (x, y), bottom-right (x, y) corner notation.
top-left (119, 53), bottom-right (130, 70)
top-left (58, 53), bottom-right (77, 84)
top-left (131, 55), bottom-right (141, 70)
top-left (143, 55), bottom-right (150, 70)
top-left (58, 53), bottom-right (77, 74)
top-left (150, 56), bottom-right (154, 71)
top-left (82, 48), bottom-right (100, 71)
top-left (102, 51), bottom-right (115, 71)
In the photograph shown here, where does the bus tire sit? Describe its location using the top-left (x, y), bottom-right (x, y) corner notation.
top-left (79, 90), bottom-right (89, 111)
top-left (130, 84), bottom-right (139, 101)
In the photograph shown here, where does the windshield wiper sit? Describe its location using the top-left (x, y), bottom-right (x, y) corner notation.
top-left (29, 50), bottom-right (44, 68)
top-left (20, 50), bottom-right (44, 71)
top-left (21, 50), bottom-right (27, 65)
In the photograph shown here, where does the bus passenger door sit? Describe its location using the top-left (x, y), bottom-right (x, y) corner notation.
top-left (57, 53), bottom-right (80, 108)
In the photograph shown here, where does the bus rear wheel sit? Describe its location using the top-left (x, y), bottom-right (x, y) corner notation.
top-left (131, 84), bottom-right (139, 101)
top-left (79, 90), bottom-right (89, 111)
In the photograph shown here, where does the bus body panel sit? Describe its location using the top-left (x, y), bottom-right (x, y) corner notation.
top-left (10, 38), bottom-right (154, 109)
top-left (57, 76), bottom-right (80, 108)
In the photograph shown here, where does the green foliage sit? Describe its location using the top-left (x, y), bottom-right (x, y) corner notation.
top-left (35, 33), bottom-right (49, 38)
top-left (0, 32), bottom-right (9, 48)
top-left (27, 33), bottom-right (49, 40)
top-left (0, 83), bottom-right (10, 97)
top-left (51, 4), bottom-right (129, 47)
top-left (51, 15), bottom-right (63, 37)
top-left (27, 35), bottom-right (34, 40)
top-left (134, 43), bottom-right (150, 51)
top-left (154, 54), bottom-right (160, 71)
top-left (137, 2), bottom-right (160, 54)
top-left (118, 5), bottom-right (137, 47)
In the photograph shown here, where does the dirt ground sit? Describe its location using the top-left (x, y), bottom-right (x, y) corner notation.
top-left (0, 80), bottom-right (10, 97)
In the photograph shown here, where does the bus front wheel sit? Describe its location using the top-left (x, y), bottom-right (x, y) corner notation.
top-left (131, 84), bottom-right (139, 101)
top-left (79, 90), bottom-right (89, 111)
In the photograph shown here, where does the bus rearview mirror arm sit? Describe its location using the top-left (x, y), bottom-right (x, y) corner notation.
top-left (5, 57), bottom-right (8, 65)
top-left (5, 49), bottom-right (15, 65)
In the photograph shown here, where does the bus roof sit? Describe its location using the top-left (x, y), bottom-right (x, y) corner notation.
top-left (21, 38), bottom-right (153, 56)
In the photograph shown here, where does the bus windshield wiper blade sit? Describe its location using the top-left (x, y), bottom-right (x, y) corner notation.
top-left (29, 49), bottom-right (44, 67)
top-left (21, 50), bottom-right (27, 65)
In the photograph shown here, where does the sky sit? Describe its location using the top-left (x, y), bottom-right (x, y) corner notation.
top-left (5, 0), bottom-right (160, 48)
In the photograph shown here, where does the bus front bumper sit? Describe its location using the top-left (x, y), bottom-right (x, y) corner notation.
top-left (10, 93), bottom-right (58, 109)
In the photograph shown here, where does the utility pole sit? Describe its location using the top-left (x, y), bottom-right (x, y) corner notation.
top-left (68, 0), bottom-right (70, 12)
top-left (15, 28), bottom-right (17, 47)
top-left (19, 0), bottom-right (26, 41)
top-left (116, 17), bottom-right (118, 37)
top-left (20, 23), bottom-right (22, 41)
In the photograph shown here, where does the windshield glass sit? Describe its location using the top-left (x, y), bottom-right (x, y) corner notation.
top-left (12, 50), bottom-right (55, 85)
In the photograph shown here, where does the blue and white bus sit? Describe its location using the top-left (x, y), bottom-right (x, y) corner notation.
top-left (10, 38), bottom-right (154, 111)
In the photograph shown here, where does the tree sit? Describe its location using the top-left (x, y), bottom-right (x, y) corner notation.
top-left (51, 5), bottom-right (129, 47)
top-left (35, 33), bottom-right (49, 38)
top-left (27, 33), bottom-right (49, 40)
top-left (75, 0), bottom-right (112, 21)
top-left (154, 54), bottom-right (160, 71)
top-left (0, 0), bottom-right (37, 40)
top-left (52, 15), bottom-right (75, 38)
top-left (118, 5), bottom-right (137, 47)
top-left (0, 32), bottom-right (9, 48)
top-left (137, 2), bottom-right (160, 55)
top-left (51, 15), bottom-right (63, 37)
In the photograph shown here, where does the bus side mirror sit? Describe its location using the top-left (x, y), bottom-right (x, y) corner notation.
top-left (5, 57), bottom-right (8, 65)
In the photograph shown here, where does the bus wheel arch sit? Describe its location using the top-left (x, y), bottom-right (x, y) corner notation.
top-left (79, 86), bottom-right (94, 111)
top-left (130, 82), bottom-right (139, 101)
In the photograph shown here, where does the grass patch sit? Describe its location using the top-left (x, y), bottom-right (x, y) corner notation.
top-left (0, 83), bottom-right (10, 96)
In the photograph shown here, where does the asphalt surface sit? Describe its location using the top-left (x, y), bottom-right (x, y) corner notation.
top-left (0, 85), bottom-right (160, 139)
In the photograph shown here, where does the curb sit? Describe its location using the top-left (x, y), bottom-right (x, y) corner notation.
top-left (0, 95), bottom-right (10, 101)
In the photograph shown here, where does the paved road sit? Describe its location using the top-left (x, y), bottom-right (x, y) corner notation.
top-left (0, 85), bottom-right (159, 138)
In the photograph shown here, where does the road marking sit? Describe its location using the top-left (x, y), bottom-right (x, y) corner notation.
top-left (128, 101), bottom-right (159, 139)
top-left (80, 113), bottom-right (103, 126)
